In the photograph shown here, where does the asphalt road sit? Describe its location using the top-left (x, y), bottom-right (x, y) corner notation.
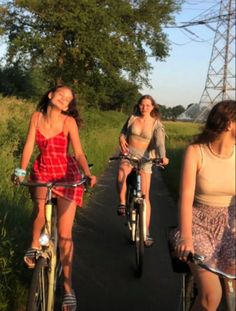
top-left (70, 159), bottom-right (182, 311)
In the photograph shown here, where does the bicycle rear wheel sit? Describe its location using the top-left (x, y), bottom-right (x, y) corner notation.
top-left (135, 202), bottom-right (144, 277)
top-left (26, 257), bottom-right (48, 311)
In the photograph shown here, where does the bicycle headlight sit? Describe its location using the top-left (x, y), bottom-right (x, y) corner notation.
top-left (39, 233), bottom-right (50, 246)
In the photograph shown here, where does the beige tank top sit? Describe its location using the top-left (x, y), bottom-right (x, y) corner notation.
top-left (195, 144), bottom-right (235, 207)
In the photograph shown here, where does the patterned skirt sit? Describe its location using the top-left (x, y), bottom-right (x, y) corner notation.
top-left (170, 203), bottom-right (236, 277)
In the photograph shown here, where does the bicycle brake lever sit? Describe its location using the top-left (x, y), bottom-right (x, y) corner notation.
top-left (187, 252), bottom-right (205, 264)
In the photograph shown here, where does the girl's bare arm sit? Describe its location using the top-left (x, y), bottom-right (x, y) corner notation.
top-left (67, 117), bottom-right (96, 186)
top-left (20, 112), bottom-right (38, 170)
top-left (177, 144), bottom-right (200, 259)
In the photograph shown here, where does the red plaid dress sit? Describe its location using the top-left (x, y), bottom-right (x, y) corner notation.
top-left (30, 128), bottom-right (84, 207)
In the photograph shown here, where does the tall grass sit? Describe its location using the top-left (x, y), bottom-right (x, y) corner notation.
top-left (163, 121), bottom-right (201, 200)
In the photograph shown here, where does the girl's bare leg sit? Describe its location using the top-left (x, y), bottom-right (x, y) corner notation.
top-left (190, 264), bottom-right (222, 311)
top-left (57, 197), bottom-right (77, 294)
top-left (30, 187), bottom-right (47, 248)
top-left (117, 163), bottom-right (132, 205)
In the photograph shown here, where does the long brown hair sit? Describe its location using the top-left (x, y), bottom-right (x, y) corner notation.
top-left (133, 94), bottom-right (160, 119)
top-left (192, 100), bottom-right (236, 144)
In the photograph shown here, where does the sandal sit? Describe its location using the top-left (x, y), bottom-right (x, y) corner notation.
top-left (117, 204), bottom-right (126, 216)
top-left (62, 290), bottom-right (77, 311)
top-left (24, 247), bottom-right (40, 269)
top-left (145, 235), bottom-right (154, 247)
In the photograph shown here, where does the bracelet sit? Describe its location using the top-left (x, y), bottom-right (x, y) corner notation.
top-left (14, 168), bottom-right (26, 177)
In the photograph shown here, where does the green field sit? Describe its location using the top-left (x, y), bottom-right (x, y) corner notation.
top-left (164, 121), bottom-right (200, 200)
top-left (0, 96), bottom-right (200, 310)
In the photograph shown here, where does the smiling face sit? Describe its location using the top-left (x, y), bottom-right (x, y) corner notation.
top-left (48, 87), bottom-right (74, 111)
top-left (139, 98), bottom-right (154, 115)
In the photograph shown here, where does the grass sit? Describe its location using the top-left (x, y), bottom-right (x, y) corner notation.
top-left (163, 121), bottom-right (201, 200)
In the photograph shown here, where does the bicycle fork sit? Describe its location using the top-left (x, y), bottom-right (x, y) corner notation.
top-left (41, 192), bottom-right (58, 311)
top-left (47, 202), bottom-right (58, 311)
top-left (131, 172), bottom-right (146, 242)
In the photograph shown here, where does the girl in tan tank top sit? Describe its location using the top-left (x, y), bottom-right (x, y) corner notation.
top-left (175, 100), bottom-right (236, 311)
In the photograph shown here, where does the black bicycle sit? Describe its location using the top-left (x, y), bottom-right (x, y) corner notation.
top-left (110, 154), bottom-right (163, 277)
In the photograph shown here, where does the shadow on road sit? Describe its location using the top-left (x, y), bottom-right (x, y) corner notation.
top-left (71, 160), bottom-right (182, 311)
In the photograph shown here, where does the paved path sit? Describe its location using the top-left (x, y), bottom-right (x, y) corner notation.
top-left (70, 159), bottom-right (182, 311)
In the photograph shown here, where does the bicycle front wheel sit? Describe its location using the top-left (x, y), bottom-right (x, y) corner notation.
top-left (135, 202), bottom-right (144, 277)
top-left (26, 257), bottom-right (48, 311)
top-left (181, 273), bottom-right (196, 311)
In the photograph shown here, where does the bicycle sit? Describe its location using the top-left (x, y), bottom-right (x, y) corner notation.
top-left (169, 247), bottom-right (236, 311)
top-left (21, 177), bottom-right (88, 311)
top-left (186, 253), bottom-right (235, 311)
top-left (168, 224), bottom-right (236, 311)
top-left (110, 154), bottom-right (163, 277)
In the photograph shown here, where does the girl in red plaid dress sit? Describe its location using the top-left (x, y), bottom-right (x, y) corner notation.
top-left (13, 85), bottom-right (96, 310)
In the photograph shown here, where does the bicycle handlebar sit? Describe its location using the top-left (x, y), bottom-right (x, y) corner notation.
top-left (20, 177), bottom-right (88, 189)
top-left (109, 154), bottom-right (164, 168)
top-left (188, 252), bottom-right (236, 279)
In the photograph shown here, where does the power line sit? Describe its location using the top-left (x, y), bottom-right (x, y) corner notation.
top-left (166, 12), bottom-right (235, 29)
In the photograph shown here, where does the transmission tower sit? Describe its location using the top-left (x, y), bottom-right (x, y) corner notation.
top-left (179, 0), bottom-right (236, 122)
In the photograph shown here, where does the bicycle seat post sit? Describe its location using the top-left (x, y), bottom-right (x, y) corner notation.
top-left (47, 185), bottom-right (53, 204)
top-left (45, 185), bottom-right (54, 237)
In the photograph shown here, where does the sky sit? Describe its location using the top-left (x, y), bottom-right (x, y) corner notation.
top-left (141, 0), bottom-right (234, 108)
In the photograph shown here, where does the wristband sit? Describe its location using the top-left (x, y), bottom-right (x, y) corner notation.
top-left (14, 168), bottom-right (26, 177)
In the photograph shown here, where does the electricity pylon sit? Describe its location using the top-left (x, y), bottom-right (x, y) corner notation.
top-left (179, 0), bottom-right (235, 122)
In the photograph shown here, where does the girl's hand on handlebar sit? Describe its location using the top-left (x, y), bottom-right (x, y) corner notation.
top-left (11, 173), bottom-right (24, 185)
top-left (119, 135), bottom-right (129, 154)
top-left (175, 238), bottom-right (194, 262)
top-left (160, 157), bottom-right (169, 166)
top-left (87, 175), bottom-right (97, 188)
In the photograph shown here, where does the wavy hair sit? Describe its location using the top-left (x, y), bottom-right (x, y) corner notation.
top-left (192, 100), bottom-right (236, 144)
top-left (133, 94), bottom-right (160, 119)
top-left (37, 85), bottom-right (82, 126)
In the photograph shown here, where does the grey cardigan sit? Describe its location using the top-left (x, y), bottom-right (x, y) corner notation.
top-left (120, 115), bottom-right (166, 159)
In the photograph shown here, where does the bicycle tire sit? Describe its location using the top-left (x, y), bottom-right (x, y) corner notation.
top-left (135, 202), bottom-right (144, 277)
top-left (26, 257), bottom-right (48, 311)
top-left (181, 273), bottom-right (196, 311)
top-left (46, 208), bottom-right (60, 310)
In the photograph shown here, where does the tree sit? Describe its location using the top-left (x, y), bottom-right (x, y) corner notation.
top-left (0, 0), bottom-right (182, 108)
top-left (159, 104), bottom-right (185, 120)
top-left (170, 104), bottom-right (185, 119)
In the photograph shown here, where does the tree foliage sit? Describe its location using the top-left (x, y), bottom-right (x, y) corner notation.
top-left (0, 0), bottom-right (182, 109)
top-left (159, 104), bottom-right (185, 120)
